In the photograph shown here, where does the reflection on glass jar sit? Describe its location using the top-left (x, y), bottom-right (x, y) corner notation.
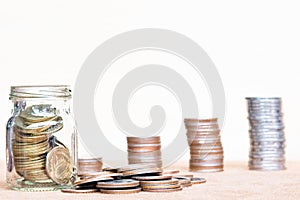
top-left (6, 85), bottom-right (78, 191)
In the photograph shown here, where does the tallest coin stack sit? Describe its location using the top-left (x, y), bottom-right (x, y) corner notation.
top-left (246, 97), bottom-right (286, 170)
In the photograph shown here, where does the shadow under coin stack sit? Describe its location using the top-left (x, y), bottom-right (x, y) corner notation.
top-left (184, 118), bottom-right (224, 172)
top-left (246, 97), bottom-right (286, 170)
top-left (127, 136), bottom-right (162, 168)
top-left (78, 158), bottom-right (103, 176)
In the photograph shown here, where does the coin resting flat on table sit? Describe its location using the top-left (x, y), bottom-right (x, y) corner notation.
top-left (132, 175), bottom-right (172, 181)
top-left (143, 187), bottom-right (183, 193)
top-left (99, 188), bottom-right (142, 194)
top-left (142, 183), bottom-right (181, 190)
top-left (191, 177), bottom-right (207, 184)
top-left (74, 177), bottom-right (114, 186)
top-left (61, 188), bottom-right (99, 194)
top-left (97, 179), bottom-right (140, 189)
top-left (140, 179), bottom-right (179, 186)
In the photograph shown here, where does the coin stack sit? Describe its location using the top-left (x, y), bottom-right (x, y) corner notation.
top-left (134, 175), bottom-right (182, 192)
top-left (173, 176), bottom-right (192, 188)
top-left (127, 136), bottom-right (162, 168)
top-left (184, 118), bottom-right (224, 172)
top-left (78, 158), bottom-right (103, 176)
top-left (246, 97), bottom-right (286, 170)
top-left (97, 179), bottom-right (141, 194)
top-left (12, 105), bottom-right (72, 184)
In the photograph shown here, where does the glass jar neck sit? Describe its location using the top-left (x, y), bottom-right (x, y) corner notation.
top-left (10, 85), bottom-right (72, 100)
top-left (9, 85), bottom-right (72, 115)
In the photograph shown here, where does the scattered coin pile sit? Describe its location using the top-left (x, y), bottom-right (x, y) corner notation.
top-left (127, 136), bottom-right (162, 168)
top-left (246, 97), bottom-right (286, 170)
top-left (62, 164), bottom-right (206, 194)
top-left (12, 104), bottom-right (72, 184)
top-left (78, 158), bottom-right (103, 175)
top-left (184, 118), bottom-right (224, 172)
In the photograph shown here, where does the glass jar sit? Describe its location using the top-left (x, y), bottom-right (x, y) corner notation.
top-left (6, 85), bottom-right (78, 191)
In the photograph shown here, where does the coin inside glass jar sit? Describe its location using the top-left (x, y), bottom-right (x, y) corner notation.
top-left (12, 105), bottom-right (71, 184)
top-left (46, 146), bottom-right (72, 185)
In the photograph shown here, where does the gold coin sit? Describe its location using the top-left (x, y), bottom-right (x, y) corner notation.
top-left (14, 134), bottom-right (48, 143)
top-left (14, 154), bottom-right (46, 161)
top-left (21, 170), bottom-right (50, 181)
top-left (15, 162), bottom-right (45, 171)
top-left (46, 146), bottom-right (72, 185)
top-left (13, 139), bottom-right (48, 148)
top-left (14, 158), bottom-right (45, 166)
top-left (13, 145), bottom-right (48, 156)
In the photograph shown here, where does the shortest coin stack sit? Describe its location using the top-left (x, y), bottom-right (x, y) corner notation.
top-left (78, 158), bottom-right (103, 176)
top-left (184, 118), bottom-right (224, 172)
top-left (127, 136), bottom-right (162, 168)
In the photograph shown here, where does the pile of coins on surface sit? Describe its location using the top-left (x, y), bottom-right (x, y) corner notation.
top-left (62, 164), bottom-right (206, 194)
top-left (11, 104), bottom-right (72, 184)
top-left (78, 158), bottom-right (103, 175)
top-left (184, 118), bottom-right (224, 172)
top-left (246, 97), bottom-right (286, 170)
top-left (127, 136), bottom-right (162, 168)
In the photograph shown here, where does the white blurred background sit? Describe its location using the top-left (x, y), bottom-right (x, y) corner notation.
top-left (0, 1), bottom-right (300, 164)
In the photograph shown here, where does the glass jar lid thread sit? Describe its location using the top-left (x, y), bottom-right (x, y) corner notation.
top-left (10, 85), bottom-right (72, 100)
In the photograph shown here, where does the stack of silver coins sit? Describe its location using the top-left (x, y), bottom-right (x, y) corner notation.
top-left (78, 158), bottom-right (103, 175)
top-left (246, 97), bottom-right (286, 170)
top-left (184, 118), bottom-right (224, 172)
top-left (127, 137), bottom-right (162, 168)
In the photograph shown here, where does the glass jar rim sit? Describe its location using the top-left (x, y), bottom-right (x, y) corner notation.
top-left (10, 85), bottom-right (72, 100)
